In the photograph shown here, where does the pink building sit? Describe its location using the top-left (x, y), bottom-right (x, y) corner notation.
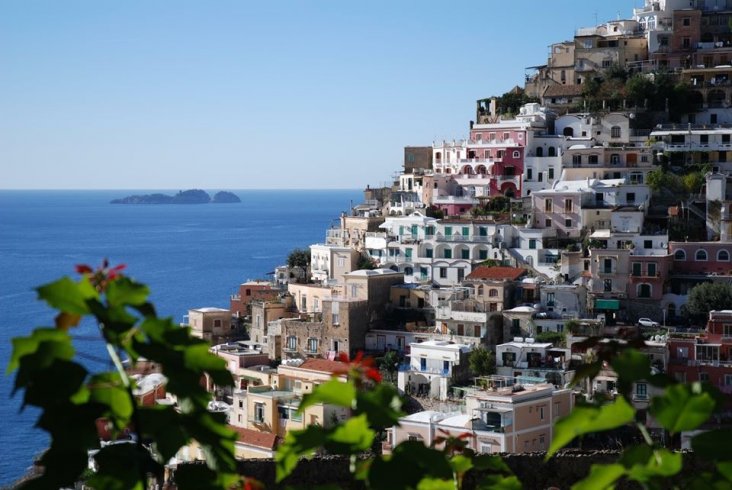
top-left (669, 241), bottom-right (732, 276)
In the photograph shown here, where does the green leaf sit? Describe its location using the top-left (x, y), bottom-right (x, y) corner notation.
top-left (36, 276), bottom-right (97, 314)
top-left (619, 444), bottom-right (653, 468)
top-left (450, 454), bottom-right (473, 475)
top-left (299, 378), bottom-right (356, 412)
top-left (183, 343), bottom-right (233, 387)
top-left (89, 443), bottom-right (156, 490)
top-left (326, 414), bottom-right (374, 453)
top-left (106, 277), bottom-right (150, 307)
top-left (472, 453), bottom-right (511, 474)
top-left (572, 464), bottom-right (625, 490)
top-left (275, 425), bottom-right (328, 482)
top-left (547, 396), bottom-right (635, 458)
top-left (718, 462), bottom-right (732, 482)
top-left (476, 474), bottom-right (522, 490)
top-left (138, 406), bottom-right (189, 461)
top-left (8, 328), bottom-right (73, 373)
top-left (625, 449), bottom-right (682, 482)
top-left (416, 477), bottom-right (455, 490)
top-left (651, 383), bottom-right (717, 434)
top-left (355, 382), bottom-right (403, 430)
top-left (610, 349), bottom-right (651, 395)
top-left (368, 441), bottom-right (453, 490)
top-left (89, 372), bottom-right (133, 427)
top-left (691, 429), bottom-right (732, 460)
top-left (570, 360), bottom-right (603, 387)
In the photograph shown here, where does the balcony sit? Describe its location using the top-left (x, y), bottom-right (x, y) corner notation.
top-left (399, 363), bottom-right (450, 376)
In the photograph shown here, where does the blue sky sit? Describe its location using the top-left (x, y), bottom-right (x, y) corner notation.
top-left (2, 1), bottom-right (633, 189)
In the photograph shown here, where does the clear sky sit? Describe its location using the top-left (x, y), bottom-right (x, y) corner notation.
top-left (2, 1), bottom-right (636, 190)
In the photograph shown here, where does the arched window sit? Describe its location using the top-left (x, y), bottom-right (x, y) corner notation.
top-left (548, 146), bottom-right (557, 156)
top-left (489, 289), bottom-right (498, 297)
top-left (404, 267), bottom-right (413, 276)
top-left (477, 285), bottom-right (484, 297)
top-left (638, 284), bottom-right (652, 298)
top-left (674, 249), bottom-right (686, 261)
top-left (718, 250), bottom-right (730, 261)
top-left (536, 147), bottom-right (544, 157)
top-left (696, 249), bottom-right (708, 261)
top-left (390, 265), bottom-right (399, 272)
top-left (563, 127), bottom-right (574, 137)
top-left (512, 150), bottom-right (520, 158)
top-left (435, 152), bottom-right (442, 162)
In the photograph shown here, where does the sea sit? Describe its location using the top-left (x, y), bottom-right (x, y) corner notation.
top-left (0, 189), bottom-right (362, 485)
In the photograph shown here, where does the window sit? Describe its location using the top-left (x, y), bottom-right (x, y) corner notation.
top-left (564, 199), bottom-right (572, 213)
top-left (545, 199), bottom-right (553, 212)
top-left (610, 126), bottom-right (621, 138)
top-left (699, 372), bottom-right (709, 383)
top-left (674, 249), bottom-right (686, 261)
top-left (254, 403), bottom-right (265, 423)
top-left (638, 284), bottom-right (652, 298)
top-left (719, 250), bottom-right (730, 261)
top-left (461, 249), bottom-right (470, 259)
top-left (696, 249), bottom-right (708, 261)
top-left (405, 248), bottom-right (412, 259)
top-left (682, 17), bottom-right (690, 26)
top-left (286, 335), bottom-right (297, 351)
top-left (572, 154), bottom-right (582, 165)
top-left (527, 168), bottom-right (533, 180)
top-left (635, 383), bottom-right (648, 399)
top-left (545, 219), bottom-right (551, 227)
top-left (700, 134), bottom-right (709, 144)
top-left (479, 249), bottom-right (488, 260)
top-left (588, 154), bottom-right (599, 164)
top-left (503, 132), bottom-right (510, 140)
top-left (337, 257), bottom-right (345, 267)
top-left (529, 239), bottom-right (537, 250)
top-left (420, 267), bottom-right (428, 278)
top-left (626, 192), bottom-right (636, 204)
top-left (439, 267), bottom-right (447, 278)
top-left (512, 150), bottom-right (520, 158)
top-left (647, 263), bottom-right (657, 276)
top-left (548, 167), bottom-right (555, 179)
top-left (489, 289), bottom-right (498, 297)
top-left (307, 338), bottom-right (318, 353)
top-left (643, 240), bottom-right (652, 249)
top-left (724, 134), bottom-right (731, 144)
top-left (443, 249), bottom-right (452, 259)
top-left (444, 226), bottom-right (452, 236)
top-left (540, 406), bottom-right (545, 420)
top-left (425, 226), bottom-right (435, 236)
top-left (425, 248), bottom-right (433, 258)
top-left (632, 263), bottom-right (641, 276)
top-left (604, 279), bottom-right (612, 292)
top-left (331, 303), bottom-right (340, 325)
top-left (565, 218), bottom-right (572, 227)
top-left (404, 266), bottom-right (413, 276)
top-left (610, 154), bottom-right (620, 165)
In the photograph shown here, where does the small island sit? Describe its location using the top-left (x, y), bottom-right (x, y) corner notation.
top-left (111, 189), bottom-right (240, 204)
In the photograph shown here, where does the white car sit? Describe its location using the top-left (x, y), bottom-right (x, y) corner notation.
top-left (637, 318), bottom-right (660, 328)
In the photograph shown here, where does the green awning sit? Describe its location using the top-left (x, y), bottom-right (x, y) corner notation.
top-left (595, 299), bottom-right (620, 310)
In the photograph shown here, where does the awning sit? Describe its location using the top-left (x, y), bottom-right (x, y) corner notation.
top-left (595, 299), bottom-right (620, 310)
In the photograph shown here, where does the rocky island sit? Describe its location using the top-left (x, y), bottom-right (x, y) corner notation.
top-left (111, 189), bottom-right (241, 204)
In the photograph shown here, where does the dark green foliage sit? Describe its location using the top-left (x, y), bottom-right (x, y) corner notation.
top-left (534, 331), bottom-right (565, 347)
top-left (8, 264), bottom-right (238, 489)
top-left (287, 248), bottom-right (311, 268)
top-left (468, 346), bottom-right (496, 377)
top-left (686, 282), bottom-right (732, 323)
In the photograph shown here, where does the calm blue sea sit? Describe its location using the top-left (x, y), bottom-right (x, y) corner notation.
top-left (0, 189), bottom-right (361, 484)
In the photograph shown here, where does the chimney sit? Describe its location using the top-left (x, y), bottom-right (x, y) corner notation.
top-left (490, 98), bottom-right (497, 117)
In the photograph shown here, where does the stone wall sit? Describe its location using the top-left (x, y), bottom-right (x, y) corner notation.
top-left (169, 450), bottom-right (714, 489)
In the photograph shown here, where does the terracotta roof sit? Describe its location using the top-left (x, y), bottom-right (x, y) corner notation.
top-left (230, 426), bottom-right (279, 450)
top-left (543, 84), bottom-right (584, 97)
top-left (298, 359), bottom-right (350, 375)
top-left (465, 266), bottom-right (528, 281)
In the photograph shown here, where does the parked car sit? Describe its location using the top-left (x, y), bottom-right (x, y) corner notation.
top-left (637, 318), bottom-right (660, 328)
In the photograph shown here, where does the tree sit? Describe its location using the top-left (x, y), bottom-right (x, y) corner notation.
top-left (287, 248), bottom-right (311, 269)
top-left (468, 346), bottom-right (496, 377)
top-left (379, 351), bottom-right (400, 383)
top-left (357, 254), bottom-right (377, 270)
top-left (686, 282), bottom-right (732, 323)
top-left (8, 261), bottom-right (238, 489)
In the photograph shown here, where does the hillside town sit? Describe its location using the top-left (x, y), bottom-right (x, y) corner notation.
top-left (130, 0), bottom-right (732, 467)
